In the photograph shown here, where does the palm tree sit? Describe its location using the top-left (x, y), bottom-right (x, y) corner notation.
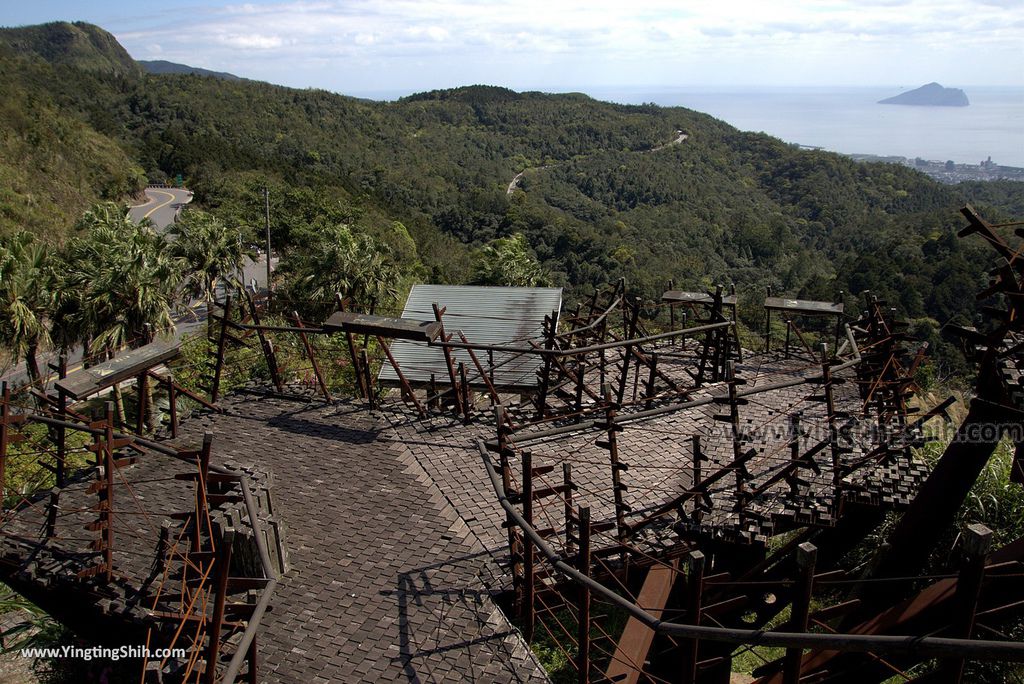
top-left (277, 223), bottom-right (400, 318)
top-left (169, 209), bottom-right (249, 306)
top-left (471, 233), bottom-right (550, 287)
top-left (53, 203), bottom-right (184, 357)
top-left (0, 232), bottom-right (54, 387)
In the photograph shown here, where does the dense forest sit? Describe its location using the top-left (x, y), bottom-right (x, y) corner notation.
top-left (1, 21), bottom-right (1022, 375)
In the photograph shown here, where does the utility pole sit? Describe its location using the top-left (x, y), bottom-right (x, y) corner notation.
top-left (263, 186), bottom-right (272, 300)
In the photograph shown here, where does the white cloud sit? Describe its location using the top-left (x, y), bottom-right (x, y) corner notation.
top-left (217, 33), bottom-right (284, 49)
top-left (103, 0), bottom-right (1024, 91)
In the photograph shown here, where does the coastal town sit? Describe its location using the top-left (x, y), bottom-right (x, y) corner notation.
top-left (848, 153), bottom-right (1024, 183)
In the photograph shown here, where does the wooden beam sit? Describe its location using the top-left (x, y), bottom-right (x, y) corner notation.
top-left (606, 559), bottom-right (680, 684)
top-left (323, 311), bottom-right (442, 342)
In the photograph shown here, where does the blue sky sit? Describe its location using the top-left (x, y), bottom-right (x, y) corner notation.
top-left (3, 1), bottom-right (1022, 95)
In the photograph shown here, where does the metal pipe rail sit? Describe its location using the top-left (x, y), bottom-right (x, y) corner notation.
top-left (488, 355), bottom-right (861, 450)
top-left (430, 320), bottom-right (734, 357)
top-left (478, 439), bottom-right (1024, 661)
top-left (552, 296), bottom-right (622, 340)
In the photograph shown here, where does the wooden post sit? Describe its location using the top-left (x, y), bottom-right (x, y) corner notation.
top-left (432, 302), bottom-right (462, 416)
top-left (211, 295), bottom-right (232, 403)
top-left (820, 343), bottom-right (843, 512)
top-left (458, 330), bottom-right (500, 407)
top-left (712, 285), bottom-right (727, 381)
top-left (602, 383), bottom-right (629, 542)
top-left (725, 362), bottom-right (748, 505)
top-left (362, 295), bottom-right (378, 349)
top-left (378, 335), bottom-right (425, 417)
top-left (682, 550), bottom-right (705, 683)
top-left (833, 290), bottom-right (845, 354)
top-left (790, 413), bottom-right (802, 463)
top-left (577, 505), bottom-right (592, 684)
top-left (668, 279), bottom-right (676, 331)
top-left (616, 300), bottom-right (641, 405)
top-left (336, 294), bottom-right (366, 399)
top-left (765, 285), bottom-right (773, 352)
top-left (692, 435), bottom-right (703, 522)
top-left (361, 349), bottom-right (375, 409)
top-left (782, 542), bottom-right (817, 684)
top-left (496, 405), bottom-right (521, 597)
top-left (536, 313), bottom-right (556, 419)
top-left (136, 373), bottom-right (148, 435)
top-left (245, 291), bottom-right (284, 393)
top-left (459, 362), bottom-right (471, 424)
top-left (167, 373), bottom-right (178, 438)
top-left (941, 524), bottom-right (993, 682)
top-left (521, 450), bottom-right (535, 643)
top-left (204, 526), bottom-right (236, 684)
top-left (194, 433), bottom-right (213, 553)
top-left (574, 353), bottom-right (587, 423)
top-left (293, 311), bottom-right (332, 403)
top-left (730, 283), bottom-right (743, 362)
top-left (784, 319), bottom-right (793, 359)
top-left (563, 462), bottom-right (575, 557)
top-left (645, 351), bottom-right (658, 410)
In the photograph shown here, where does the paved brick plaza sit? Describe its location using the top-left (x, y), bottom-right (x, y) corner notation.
top-left (173, 397), bottom-right (547, 683)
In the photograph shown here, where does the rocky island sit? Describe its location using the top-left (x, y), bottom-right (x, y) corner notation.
top-left (879, 82), bottom-right (969, 106)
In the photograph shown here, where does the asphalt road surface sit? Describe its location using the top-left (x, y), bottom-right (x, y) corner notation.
top-left (128, 186), bottom-right (194, 227)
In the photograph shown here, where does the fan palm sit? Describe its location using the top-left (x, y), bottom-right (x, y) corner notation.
top-left (277, 223), bottom-right (400, 319)
top-left (53, 203), bottom-right (184, 357)
top-left (169, 209), bottom-right (249, 306)
top-left (0, 232), bottom-right (54, 386)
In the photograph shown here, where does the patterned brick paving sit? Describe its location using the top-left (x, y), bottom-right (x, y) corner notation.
top-left (174, 397), bottom-right (547, 684)
top-left (381, 350), bottom-right (931, 567)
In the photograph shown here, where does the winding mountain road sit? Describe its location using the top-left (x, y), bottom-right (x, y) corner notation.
top-left (506, 130), bottom-right (689, 195)
top-left (129, 186), bottom-right (194, 228)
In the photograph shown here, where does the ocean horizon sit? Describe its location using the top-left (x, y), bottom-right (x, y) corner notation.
top-left (351, 84), bottom-right (1024, 169)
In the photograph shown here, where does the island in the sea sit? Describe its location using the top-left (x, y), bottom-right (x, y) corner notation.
top-left (879, 82), bottom-right (969, 107)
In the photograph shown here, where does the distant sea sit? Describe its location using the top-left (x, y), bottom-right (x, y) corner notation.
top-left (355, 85), bottom-right (1024, 168)
top-left (586, 86), bottom-right (1024, 168)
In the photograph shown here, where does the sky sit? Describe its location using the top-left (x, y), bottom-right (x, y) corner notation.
top-left (2, 1), bottom-right (1022, 96)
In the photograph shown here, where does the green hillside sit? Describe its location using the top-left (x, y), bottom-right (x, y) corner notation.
top-left (0, 41), bottom-right (144, 237)
top-left (0, 21), bottom-right (1021, 369)
top-left (139, 59), bottom-right (242, 81)
top-left (0, 21), bottom-right (140, 76)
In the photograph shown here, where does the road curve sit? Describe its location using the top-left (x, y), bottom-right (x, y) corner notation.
top-left (506, 130), bottom-right (688, 195)
top-left (129, 186), bottom-right (193, 230)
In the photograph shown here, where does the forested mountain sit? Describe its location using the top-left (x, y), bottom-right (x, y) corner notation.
top-left (1, 22), bottom-right (1021, 372)
top-left (139, 60), bottom-right (242, 81)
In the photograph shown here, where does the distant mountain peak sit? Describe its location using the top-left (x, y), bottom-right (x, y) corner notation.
top-left (0, 21), bottom-right (140, 77)
top-left (879, 82), bottom-right (969, 107)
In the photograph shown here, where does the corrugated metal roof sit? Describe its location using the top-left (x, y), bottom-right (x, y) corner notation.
top-left (378, 285), bottom-right (562, 390)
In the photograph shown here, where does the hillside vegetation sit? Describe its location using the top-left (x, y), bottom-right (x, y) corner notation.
top-left (0, 22), bottom-right (1021, 372)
